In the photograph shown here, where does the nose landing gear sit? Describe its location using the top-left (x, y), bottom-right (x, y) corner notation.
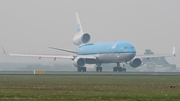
top-left (113, 63), bottom-right (126, 72)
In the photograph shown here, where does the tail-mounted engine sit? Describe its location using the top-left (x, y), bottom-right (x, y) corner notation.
top-left (73, 57), bottom-right (86, 67)
top-left (73, 33), bottom-right (91, 46)
top-left (130, 58), bottom-right (142, 68)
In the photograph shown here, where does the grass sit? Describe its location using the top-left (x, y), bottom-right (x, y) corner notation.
top-left (0, 75), bottom-right (180, 101)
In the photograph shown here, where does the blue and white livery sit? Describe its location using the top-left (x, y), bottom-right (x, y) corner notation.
top-left (3, 12), bottom-right (175, 72)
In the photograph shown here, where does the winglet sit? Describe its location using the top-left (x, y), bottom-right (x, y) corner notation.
top-left (172, 47), bottom-right (176, 56)
top-left (2, 47), bottom-right (9, 55)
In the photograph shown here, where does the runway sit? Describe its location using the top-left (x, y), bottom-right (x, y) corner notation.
top-left (0, 71), bottom-right (180, 76)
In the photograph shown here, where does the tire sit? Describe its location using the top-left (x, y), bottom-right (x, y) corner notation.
top-left (118, 67), bottom-right (122, 72)
top-left (122, 68), bottom-right (126, 72)
top-left (96, 67), bottom-right (99, 72)
top-left (83, 67), bottom-right (86, 72)
top-left (124, 68), bottom-right (126, 72)
top-left (113, 67), bottom-right (117, 72)
top-left (113, 67), bottom-right (115, 72)
top-left (99, 67), bottom-right (102, 72)
top-left (77, 67), bottom-right (81, 72)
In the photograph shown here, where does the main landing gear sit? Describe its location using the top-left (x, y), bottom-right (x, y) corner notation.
top-left (77, 67), bottom-right (86, 72)
top-left (96, 63), bottom-right (102, 72)
top-left (113, 63), bottom-right (126, 72)
top-left (96, 67), bottom-right (102, 72)
top-left (77, 63), bottom-right (126, 72)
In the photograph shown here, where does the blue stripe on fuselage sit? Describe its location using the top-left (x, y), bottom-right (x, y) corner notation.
top-left (76, 41), bottom-right (136, 55)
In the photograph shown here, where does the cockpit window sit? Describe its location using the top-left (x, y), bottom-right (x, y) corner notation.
top-left (124, 46), bottom-right (134, 49)
top-left (124, 47), bottom-right (128, 49)
top-left (129, 46), bottom-right (134, 49)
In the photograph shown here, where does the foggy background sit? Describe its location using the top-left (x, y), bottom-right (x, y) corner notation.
top-left (0, 0), bottom-right (180, 69)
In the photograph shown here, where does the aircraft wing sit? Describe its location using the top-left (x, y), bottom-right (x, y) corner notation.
top-left (6, 54), bottom-right (97, 60)
top-left (7, 54), bottom-right (74, 59)
top-left (2, 47), bottom-right (74, 60)
top-left (135, 54), bottom-right (175, 59)
top-left (134, 47), bottom-right (176, 59)
top-left (2, 47), bottom-right (97, 60)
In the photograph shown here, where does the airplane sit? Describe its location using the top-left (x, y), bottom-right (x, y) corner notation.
top-left (2, 12), bottom-right (176, 72)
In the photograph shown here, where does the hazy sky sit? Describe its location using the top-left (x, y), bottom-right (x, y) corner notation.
top-left (0, 0), bottom-right (179, 66)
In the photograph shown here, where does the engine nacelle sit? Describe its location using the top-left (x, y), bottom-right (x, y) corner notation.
top-left (130, 58), bottom-right (142, 68)
top-left (73, 33), bottom-right (91, 45)
top-left (73, 57), bottom-right (86, 67)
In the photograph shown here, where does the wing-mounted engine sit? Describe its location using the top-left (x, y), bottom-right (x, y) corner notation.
top-left (130, 58), bottom-right (142, 68)
top-left (73, 33), bottom-right (91, 45)
top-left (73, 57), bottom-right (86, 67)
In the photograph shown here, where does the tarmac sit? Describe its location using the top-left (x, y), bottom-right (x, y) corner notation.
top-left (0, 71), bottom-right (180, 76)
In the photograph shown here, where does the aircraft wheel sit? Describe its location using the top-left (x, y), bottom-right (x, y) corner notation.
top-left (96, 67), bottom-right (99, 72)
top-left (96, 67), bottom-right (102, 72)
top-left (77, 67), bottom-right (81, 72)
top-left (83, 67), bottom-right (87, 72)
top-left (77, 67), bottom-right (86, 72)
top-left (99, 67), bottom-right (102, 72)
top-left (122, 68), bottom-right (126, 72)
top-left (117, 67), bottom-right (122, 72)
top-left (113, 67), bottom-right (117, 72)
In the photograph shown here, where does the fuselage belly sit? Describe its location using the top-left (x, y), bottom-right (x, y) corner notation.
top-left (96, 53), bottom-right (136, 63)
